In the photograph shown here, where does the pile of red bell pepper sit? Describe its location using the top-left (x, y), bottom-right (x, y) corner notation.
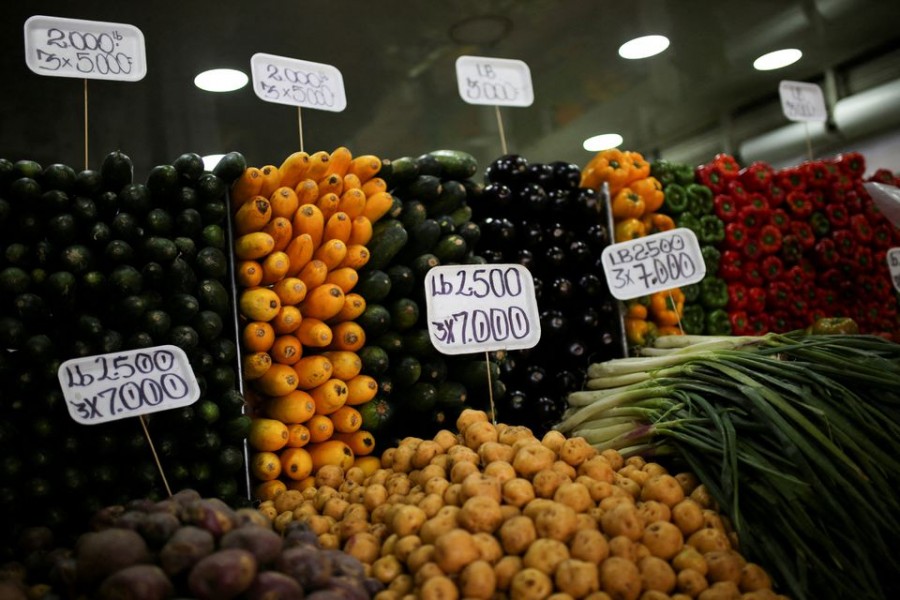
top-left (698, 152), bottom-right (900, 338)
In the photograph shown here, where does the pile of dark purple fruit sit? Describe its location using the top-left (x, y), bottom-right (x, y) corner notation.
top-left (471, 154), bottom-right (624, 434)
top-left (0, 489), bottom-right (381, 600)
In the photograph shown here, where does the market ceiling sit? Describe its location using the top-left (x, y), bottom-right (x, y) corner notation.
top-left (2, 0), bottom-right (899, 178)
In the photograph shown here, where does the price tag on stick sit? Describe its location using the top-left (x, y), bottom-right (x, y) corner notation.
top-left (424, 264), bottom-right (541, 355)
top-left (887, 248), bottom-right (900, 293)
top-left (58, 345), bottom-right (200, 425)
top-left (24, 15), bottom-right (146, 81)
top-left (455, 56), bottom-right (534, 107)
top-left (251, 53), bottom-right (346, 112)
top-left (778, 80), bottom-right (827, 122)
top-left (600, 228), bottom-right (707, 301)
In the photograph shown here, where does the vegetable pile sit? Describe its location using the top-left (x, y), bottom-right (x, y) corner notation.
top-left (257, 408), bottom-right (785, 600)
top-left (0, 488), bottom-right (382, 600)
top-left (352, 150), bottom-right (504, 441)
top-left (0, 151), bottom-right (249, 551)
top-left (471, 154), bottom-right (623, 433)
top-left (558, 324), bottom-right (900, 600)
top-left (229, 147), bottom-right (389, 501)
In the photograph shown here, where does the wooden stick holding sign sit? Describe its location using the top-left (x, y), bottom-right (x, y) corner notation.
top-left (456, 55), bottom-right (534, 157)
top-left (424, 264), bottom-right (542, 423)
top-left (58, 345), bottom-right (201, 497)
top-left (23, 15), bottom-right (147, 168)
top-left (250, 52), bottom-right (347, 153)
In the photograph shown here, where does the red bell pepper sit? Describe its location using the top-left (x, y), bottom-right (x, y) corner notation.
top-left (846, 192), bottom-right (863, 214)
top-left (863, 197), bottom-right (885, 224)
top-left (838, 152), bottom-right (866, 178)
top-left (713, 154), bottom-right (741, 179)
top-left (713, 194), bottom-right (739, 222)
top-left (738, 206), bottom-right (765, 231)
top-left (814, 238), bottom-right (839, 267)
top-left (748, 314), bottom-right (769, 335)
top-left (767, 281), bottom-right (792, 308)
top-left (804, 161), bottom-right (832, 188)
top-left (762, 255), bottom-right (784, 280)
top-left (870, 168), bottom-right (896, 184)
top-left (746, 287), bottom-right (766, 313)
top-left (818, 268), bottom-right (842, 289)
top-left (743, 238), bottom-right (762, 261)
top-left (719, 250), bottom-right (744, 282)
top-left (850, 214), bottom-right (874, 243)
top-left (790, 221), bottom-right (815, 250)
top-left (777, 167), bottom-right (806, 192)
top-left (726, 179), bottom-right (748, 201)
top-left (856, 246), bottom-right (874, 273)
top-left (729, 310), bottom-right (750, 335)
top-left (786, 265), bottom-right (809, 289)
top-left (810, 211), bottom-right (831, 238)
top-left (873, 224), bottom-right (894, 249)
top-left (744, 261), bottom-right (764, 287)
top-left (758, 224), bottom-right (782, 254)
top-left (832, 229), bottom-right (857, 257)
top-left (696, 164), bottom-right (727, 193)
top-left (828, 186), bottom-right (849, 204)
top-left (780, 234), bottom-right (802, 263)
top-left (807, 189), bottom-right (827, 211)
top-left (768, 311), bottom-right (791, 333)
top-left (746, 192), bottom-right (769, 212)
top-left (728, 283), bottom-right (748, 310)
top-left (740, 161), bottom-right (774, 192)
top-left (825, 204), bottom-right (849, 228)
top-left (785, 191), bottom-right (813, 219)
top-left (768, 184), bottom-right (786, 208)
top-left (725, 222), bottom-right (749, 249)
top-left (771, 208), bottom-right (791, 233)
top-left (788, 296), bottom-right (809, 317)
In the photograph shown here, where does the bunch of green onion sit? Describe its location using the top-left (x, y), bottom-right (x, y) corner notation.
top-left (556, 331), bottom-right (900, 600)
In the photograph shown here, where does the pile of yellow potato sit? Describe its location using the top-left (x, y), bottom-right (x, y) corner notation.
top-left (257, 409), bottom-right (786, 600)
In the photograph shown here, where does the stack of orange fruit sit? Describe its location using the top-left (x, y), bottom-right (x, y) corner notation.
top-left (230, 146), bottom-right (392, 500)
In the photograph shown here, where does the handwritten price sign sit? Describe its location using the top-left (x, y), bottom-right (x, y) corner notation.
top-left (24, 15), bottom-right (146, 82)
top-left (600, 228), bottom-right (706, 300)
top-left (887, 248), bottom-right (900, 293)
top-left (424, 264), bottom-right (541, 355)
top-left (779, 80), bottom-right (827, 122)
top-left (455, 55), bottom-right (534, 107)
top-left (58, 345), bottom-right (199, 425)
top-left (251, 53), bottom-right (346, 112)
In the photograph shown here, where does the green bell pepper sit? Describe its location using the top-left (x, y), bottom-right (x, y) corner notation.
top-left (698, 215), bottom-right (725, 244)
top-left (675, 163), bottom-right (696, 186)
top-left (681, 283), bottom-right (701, 303)
top-left (705, 308), bottom-right (733, 336)
top-left (701, 245), bottom-right (721, 275)
top-left (686, 183), bottom-right (714, 216)
top-left (651, 160), bottom-right (677, 187)
top-left (681, 304), bottom-right (706, 335)
top-left (676, 211), bottom-right (701, 234)
top-left (663, 183), bottom-right (689, 214)
top-left (700, 276), bottom-right (728, 309)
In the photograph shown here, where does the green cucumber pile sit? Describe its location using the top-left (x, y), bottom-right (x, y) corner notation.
top-left (354, 150), bottom-right (504, 441)
top-left (0, 150), bottom-right (251, 552)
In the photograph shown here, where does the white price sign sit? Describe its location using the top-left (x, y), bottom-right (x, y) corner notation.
top-left (58, 345), bottom-right (199, 425)
top-left (779, 80), bottom-right (827, 122)
top-left (455, 55), bottom-right (534, 107)
top-left (601, 228), bottom-right (706, 301)
top-left (251, 53), bottom-right (346, 112)
top-left (424, 264), bottom-right (541, 355)
top-left (887, 248), bottom-right (900, 293)
top-left (24, 15), bottom-right (146, 82)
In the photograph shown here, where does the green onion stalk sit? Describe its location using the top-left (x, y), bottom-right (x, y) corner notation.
top-left (556, 330), bottom-right (900, 600)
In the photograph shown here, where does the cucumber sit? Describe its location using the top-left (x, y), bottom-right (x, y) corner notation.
top-left (365, 219), bottom-right (408, 272)
top-left (390, 298), bottom-right (420, 331)
top-left (386, 265), bottom-right (415, 300)
top-left (357, 303), bottom-right (392, 337)
top-left (375, 330), bottom-right (404, 355)
top-left (404, 175), bottom-right (442, 203)
top-left (355, 270), bottom-right (392, 302)
top-left (143, 237), bottom-right (178, 263)
top-left (391, 355), bottom-right (422, 388)
top-left (436, 214), bottom-right (456, 236)
top-left (435, 380), bottom-right (468, 407)
top-left (411, 253), bottom-right (440, 280)
top-left (197, 173), bottom-right (227, 202)
top-left (456, 221), bottom-right (481, 248)
top-left (197, 279), bottom-right (229, 316)
top-left (74, 169), bottom-right (103, 196)
top-left (118, 183), bottom-right (151, 215)
top-left (427, 180), bottom-right (466, 215)
top-left (415, 153), bottom-right (443, 177)
top-left (418, 356), bottom-right (448, 384)
top-left (387, 156), bottom-right (419, 187)
top-left (427, 149), bottom-right (479, 180)
top-left (100, 150), bottom-right (133, 192)
top-left (173, 152), bottom-right (204, 182)
top-left (400, 381), bottom-right (437, 411)
top-left (146, 164), bottom-right (179, 202)
top-left (359, 345), bottom-right (390, 376)
top-left (400, 200), bottom-right (428, 229)
top-left (145, 208), bottom-right (174, 236)
top-left (359, 397), bottom-right (394, 433)
top-left (432, 234), bottom-right (468, 263)
top-left (402, 219), bottom-right (441, 258)
top-left (452, 358), bottom-right (500, 389)
top-left (40, 163), bottom-right (77, 193)
top-left (449, 204), bottom-right (474, 228)
top-left (403, 329), bottom-right (436, 358)
top-left (211, 151), bottom-right (247, 184)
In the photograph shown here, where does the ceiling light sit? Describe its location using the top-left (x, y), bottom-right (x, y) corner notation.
top-left (618, 35), bottom-right (670, 60)
top-left (583, 133), bottom-right (623, 152)
top-left (753, 48), bottom-right (802, 71)
top-left (194, 68), bottom-right (248, 92)
top-left (202, 154), bottom-right (226, 171)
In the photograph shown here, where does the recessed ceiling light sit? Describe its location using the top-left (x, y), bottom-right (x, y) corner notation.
top-left (202, 154), bottom-right (226, 171)
top-left (583, 133), bottom-right (624, 152)
top-left (194, 68), bottom-right (248, 92)
top-left (753, 48), bottom-right (802, 71)
top-left (618, 35), bottom-right (670, 60)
